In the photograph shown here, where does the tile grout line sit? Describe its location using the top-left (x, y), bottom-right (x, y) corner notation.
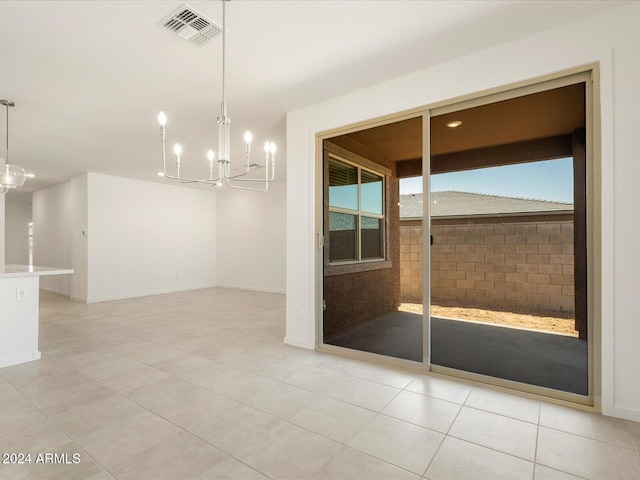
top-left (1, 385), bottom-right (117, 480)
top-left (624, 421), bottom-right (640, 465)
top-left (106, 378), bottom-right (277, 480)
top-left (538, 423), bottom-right (637, 450)
top-left (531, 403), bottom-right (541, 479)
top-left (420, 392), bottom-right (468, 478)
top-left (115, 357), bottom-right (437, 478)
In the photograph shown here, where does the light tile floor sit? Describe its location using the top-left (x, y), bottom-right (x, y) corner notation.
top-left (0, 288), bottom-right (639, 480)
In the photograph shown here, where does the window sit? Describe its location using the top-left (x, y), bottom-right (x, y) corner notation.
top-left (328, 155), bottom-right (385, 264)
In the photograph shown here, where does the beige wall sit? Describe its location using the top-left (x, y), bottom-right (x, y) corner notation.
top-left (401, 220), bottom-right (575, 314)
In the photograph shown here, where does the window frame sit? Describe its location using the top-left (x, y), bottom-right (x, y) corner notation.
top-left (326, 152), bottom-right (387, 266)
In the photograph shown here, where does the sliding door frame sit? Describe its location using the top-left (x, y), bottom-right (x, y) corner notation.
top-left (314, 63), bottom-right (601, 410)
top-left (314, 110), bottom-right (429, 373)
top-left (428, 68), bottom-right (598, 407)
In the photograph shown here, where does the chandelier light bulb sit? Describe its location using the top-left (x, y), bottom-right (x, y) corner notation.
top-left (269, 142), bottom-right (277, 154)
top-left (244, 131), bottom-right (252, 155)
top-left (207, 150), bottom-right (215, 161)
top-left (158, 111), bottom-right (167, 126)
top-left (264, 141), bottom-right (270, 153)
top-left (173, 143), bottom-right (182, 156)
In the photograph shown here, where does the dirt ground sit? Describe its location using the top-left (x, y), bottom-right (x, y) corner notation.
top-left (399, 303), bottom-right (578, 337)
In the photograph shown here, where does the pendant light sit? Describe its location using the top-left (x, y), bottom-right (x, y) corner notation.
top-left (0, 100), bottom-right (27, 194)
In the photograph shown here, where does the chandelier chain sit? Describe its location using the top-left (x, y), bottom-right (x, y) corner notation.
top-left (222, 0), bottom-right (226, 104)
top-left (2, 100), bottom-right (13, 163)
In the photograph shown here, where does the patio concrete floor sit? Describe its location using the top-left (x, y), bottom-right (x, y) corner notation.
top-left (325, 310), bottom-right (588, 395)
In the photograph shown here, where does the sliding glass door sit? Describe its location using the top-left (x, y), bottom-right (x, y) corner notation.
top-left (315, 69), bottom-right (597, 405)
top-left (428, 76), bottom-right (592, 400)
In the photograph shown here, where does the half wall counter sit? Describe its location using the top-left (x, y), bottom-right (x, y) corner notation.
top-left (0, 264), bottom-right (74, 368)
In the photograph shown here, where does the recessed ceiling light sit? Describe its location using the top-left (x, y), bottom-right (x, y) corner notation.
top-left (446, 120), bottom-right (462, 128)
top-left (157, 172), bottom-right (165, 177)
top-left (26, 173), bottom-right (36, 178)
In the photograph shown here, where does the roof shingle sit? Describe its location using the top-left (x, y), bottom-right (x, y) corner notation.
top-left (400, 191), bottom-right (573, 218)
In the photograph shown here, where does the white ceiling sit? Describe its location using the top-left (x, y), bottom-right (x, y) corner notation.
top-left (0, 0), bottom-right (630, 202)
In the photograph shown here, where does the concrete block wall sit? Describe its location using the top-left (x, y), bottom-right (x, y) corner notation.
top-left (400, 226), bottom-right (424, 301)
top-left (400, 220), bottom-right (575, 314)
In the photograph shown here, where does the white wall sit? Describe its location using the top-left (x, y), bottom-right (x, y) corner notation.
top-left (0, 194), bottom-right (5, 265)
top-left (33, 180), bottom-right (75, 295)
top-left (5, 200), bottom-right (32, 265)
top-left (216, 180), bottom-right (286, 293)
top-left (86, 173), bottom-right (217, 302)
top-left (69, 174), bottom-right (88, 301)
top-left (286, 3), bottom-right (640, 421)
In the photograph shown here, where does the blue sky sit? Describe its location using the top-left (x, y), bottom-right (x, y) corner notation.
top-left (400, 158), bottom-right (574, 204)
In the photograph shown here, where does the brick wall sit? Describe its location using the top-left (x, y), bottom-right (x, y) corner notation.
top-left (400, 220), bottom-right (575, 314)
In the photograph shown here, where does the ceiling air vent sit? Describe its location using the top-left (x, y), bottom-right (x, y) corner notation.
top-left (159, 3), bottom-right (222, 47)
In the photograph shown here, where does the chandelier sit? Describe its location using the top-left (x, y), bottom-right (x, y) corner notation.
top-left (0, 100), bottom-right (27, 195)
top-left (157, 0), bottom-right (276, 191)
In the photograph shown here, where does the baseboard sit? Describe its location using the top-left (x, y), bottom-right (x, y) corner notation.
top-left (612, 405), bottom-right (640, 423)
top-left (41, 288), bottom-right (85, 303)
top-left (40, 287), bottom-right (71, 297)
top-left (0, 351), bottom-right (41, 368)
top-left (46, 284), bottom-right (282, 304)
top-left (284, 336), bottom-right (315, 349)
top-left (85, 284), bottom-right (218, 304)
top-left (217, 283), bottom-right (285, 295)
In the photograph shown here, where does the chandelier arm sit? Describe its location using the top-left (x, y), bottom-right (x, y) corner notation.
top-left (225, 178), bottom-right (269, 192)
top-left (227, 153), bottom-right (276, 182)
top-left (160, 124), bottom-right (222, 184)
top-left (229, 159), bottom-right (270, 181)
top-left (162, 172), bottom-right (223, 184)
top-left (227, 152), bottom-right (271, 186)
top-left (226, 176), bottom-right (271, 183)
top-left (226, 175), bottom-right (274, 182)
top-left (225, 149), bottom-right (261, 179)
top-left (226, 161), bottom-right (275, 183)
top-left (165, 172), bottom-right (223, 184)
top-left (227, 168), bottom-right (251, 179)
